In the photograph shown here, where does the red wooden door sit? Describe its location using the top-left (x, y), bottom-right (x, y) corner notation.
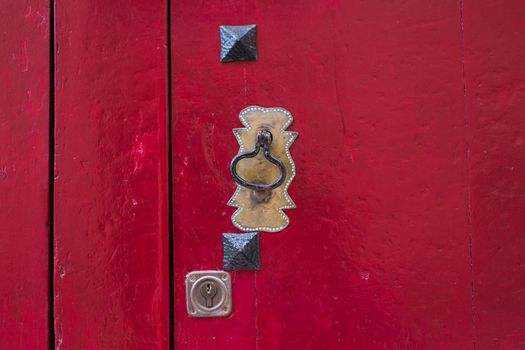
top-left (1, 0), bottom-right (525, 349)
top-left (170, 1), bottom-right (525, 349)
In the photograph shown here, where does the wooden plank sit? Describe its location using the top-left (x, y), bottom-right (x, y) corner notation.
top-left (171, 1), bottom-right (258, 348)
top-left (254, 1), bottom-right (473, 348)
top-left (54, 1), bottom-right (169, 348)
top-left (172, 0), bottom-right (472, 349)
top-left (464, 1), bottom-right (525, 348)
top-left (0, 1), bottom-right (50, 348)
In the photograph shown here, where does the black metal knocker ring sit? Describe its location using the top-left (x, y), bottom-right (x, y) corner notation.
top-left (230, 129), bottom-right (286, 191)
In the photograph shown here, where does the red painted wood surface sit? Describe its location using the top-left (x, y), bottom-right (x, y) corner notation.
top-left (171, 2), bottom-right (258, 348)
top-left (0, 1), bottom-right (49, 348)
top-left (54, 1), bottom-right (169, 348)
top-left (465, 1), bottom-right (525, 348)
top-left (1, 0), bottom-right (524, 349)
top-left (171, 0), bottom-right (473, 349)
top-left (254, 2), bottom-right (472, 347)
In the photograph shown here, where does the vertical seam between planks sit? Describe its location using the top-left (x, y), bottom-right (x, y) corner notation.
top-left (48, 0), bottom-right (56, 348)
top-left (254, 272), bottom-right (259, 350)
top-left (167, 0), bottom-right (175, 348)
top-left (459, 1), bottom-right (476, 349)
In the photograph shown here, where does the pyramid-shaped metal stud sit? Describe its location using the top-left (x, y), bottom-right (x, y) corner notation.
top-left (220, 25), bottom-right (257, 63)
top-left (222, 232), bottom-right (260, 270)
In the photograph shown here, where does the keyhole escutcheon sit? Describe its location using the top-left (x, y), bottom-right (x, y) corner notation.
top-left (200, 281), bottom-right (218, 308)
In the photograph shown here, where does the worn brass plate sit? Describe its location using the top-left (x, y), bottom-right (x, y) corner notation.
top-left (186, 271), bottom-right (232, 318)
top-left (228, 106), bottom-right (297, 232)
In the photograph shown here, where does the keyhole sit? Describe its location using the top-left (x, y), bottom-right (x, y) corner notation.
top-left (200, 281), bottom-right (218, 308)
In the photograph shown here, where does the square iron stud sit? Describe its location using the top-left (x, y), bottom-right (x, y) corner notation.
top-left (222, 232), bottom-right (260, 270)
top-left (220, 25), bottom-right (257, 63)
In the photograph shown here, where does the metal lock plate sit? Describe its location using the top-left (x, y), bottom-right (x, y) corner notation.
top-left (186, 271), bottom-right (232, 318)
top-left (228, 106), bottom-right (298, 233)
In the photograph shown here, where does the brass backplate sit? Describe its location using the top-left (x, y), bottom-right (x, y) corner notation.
top-left (228, 106), bottom-right (298, 232)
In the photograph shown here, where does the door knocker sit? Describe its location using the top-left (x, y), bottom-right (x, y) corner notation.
top-left (230, 129), bottom-right (286, 191)
top-left (228, 106), bottom-right (298, 232)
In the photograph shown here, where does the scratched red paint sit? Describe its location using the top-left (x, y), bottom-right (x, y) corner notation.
top-left (171, 2), bottom-right (258, 348)
top-left (0, 1), bottom-right (49, 348)
top-left (465, 1), bottom-right (525, 348)
top-left (1, 0), bottom-right (525, 349)
top-left (171, 0), bottom-right (473, 349)
top-left (54, 1), bottom-right (169, 348)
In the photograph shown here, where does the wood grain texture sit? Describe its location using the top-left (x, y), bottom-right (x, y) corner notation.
top-left (254, 1), bottom-right (472, 348)
top-left (464, 1), bottom-right (525, 348)
top-left (54, 1), bottom-right (169, 348)
top-left (2, 0), bottom-right (522, 348)
top-left (0, 1), bottom-right (50, 348)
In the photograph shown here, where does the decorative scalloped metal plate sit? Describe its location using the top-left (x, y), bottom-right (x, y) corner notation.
top-left (228, 106), bottom-right (297, 232)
